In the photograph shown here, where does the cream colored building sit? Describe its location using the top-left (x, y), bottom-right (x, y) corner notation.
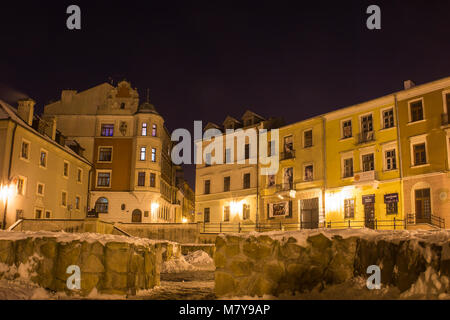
top-left (0, 99), bottom-right (92, 229)
top-left (44, 81), bottom-right (186, 223)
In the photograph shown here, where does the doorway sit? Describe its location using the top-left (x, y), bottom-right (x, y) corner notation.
top-left (132, 209), bottom-right (142, 223)
top-left (364, 203), bottom-right (375, 229)
top-left (301, 198), bottom-right (319, 229)
top-left (415, 188), bottom-right (431, 223)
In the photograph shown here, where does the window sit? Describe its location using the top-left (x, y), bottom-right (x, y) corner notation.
top-left (97, 171), bottom-right (111, 187)
top-left (61, 191), bottom-right (67, 207)
top-left (139, 147), bottom-right (146, 161)
top-left (224, 176), bottom-right (230, 192)
top-left (344, 199), bottom-right (354, 218)
top-left (77, 168), bottom-right (82, 183)
top-left (245, 144), bottom-right (250, 160)
top-left (45, 211), bottom-right (51, 219)
top-left (304, 130), bottom-right (313, 148)
top-left (204, 180), bottom-right (210, 194)
top-left (138, 172), bottom-right (146, 186)
top-left (75, 196), bottom-right (81, 210)
top-left (141, 123), bottom-right (147, 136)
top-left (283, 167), bottom-right (293, 189)
top-left (410, 100), bottom-right (424, 122)
top-left (63, 161), bottom-right (69, 177)
top-left (413, 143), bottom-right (427, 165)
top-left (223, 206), bottom-right (230, 222)
top-left (225, 148), bottom-right (231, 163)
top-left (383, 109), bottom-right (395, 129)
top-left (243, 173), bottom-right (251, 189)
top-left (17, 177), bottom-right (25, 195)
top-left (304, 164), bottom-right (313, 181)
top-left (37, 183), bottom-right (44, 196)
top-left (204, 208), bottom-right (210, 223)
top-left (385, 149), bottom-right (397, 170)
top-left (21, 141), bottom-right (30, 160)
top-left (243, 204), bottom-right (250, 220)
top-left (35, 208), bottom-right (43, 219)
top-left (283, 136), bottom-right (294, 158)
top-left (361, 114), bottom-right (373, 133)
top-left (98, 147), bottom-right (112, 162)
top-left (95, 197), bottom-right (109, 213)
top-left (120, 102), bottom-right (125, 109)
top-left (151, 148), bottom-right (156, 162)
top-left (205, 152), bottom-right (211, 166)
top-left (342, 120), bottom-right (352, 138)
top-left (386, 202), bottom-right (398, 214)
top-left (101, 124), bottom-right (114, 136)
top-left (343, 158), bottom-right (353, 178)
top-left (152, 124), bottom-right (157, 137)
top-left (150, 173), bottom-right (156, 187)
top-left (268, 140), bottom-right (276, 157)
top-left (362, 153), bottom-right (374, 172)
top-left (39, 150), bottom-right (47, 168)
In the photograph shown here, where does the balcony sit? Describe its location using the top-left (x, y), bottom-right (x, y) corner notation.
top-left (356, 131), bottom-right (375, 145)
top-left (280, 150), bottom-right (295, 160)
top-left (275, 183), bottom-right (294, 192)
top-left (442, 113), bottom-right (449, 126)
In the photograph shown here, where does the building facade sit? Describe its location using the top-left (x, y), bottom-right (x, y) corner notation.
top-left (44, 81), bottom-right (189, 223)
top-left (0, 99), bottom-right (92, 228)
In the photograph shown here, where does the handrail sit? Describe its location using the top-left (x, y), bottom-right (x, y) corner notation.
top-left (407, 213), bottom-right (445, 229)
top-left (7, 219), bottom-right (23, 231)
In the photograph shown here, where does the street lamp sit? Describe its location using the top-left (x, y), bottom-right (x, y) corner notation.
top-left (0, 183), bottom-right (15, 230)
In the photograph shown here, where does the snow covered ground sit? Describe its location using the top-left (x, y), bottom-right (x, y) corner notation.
top-left (161, 250), bottom-right (215, 273)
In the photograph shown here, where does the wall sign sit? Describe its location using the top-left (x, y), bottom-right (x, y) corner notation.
top-left (362, 194), bottom-right (375, 205)
top-left (269, 201), bottom-right (289, 218)
top-left (384, 193), bottom-right (399, 203)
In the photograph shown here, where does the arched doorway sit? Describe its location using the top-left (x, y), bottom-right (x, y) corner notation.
top-left (132, 209), bottom-right (142, 223)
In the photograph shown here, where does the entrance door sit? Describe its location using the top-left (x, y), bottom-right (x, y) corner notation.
top-left (415, 188), bottom-right (431, 223)
top-left (301, 198), bottom-right (319, 229)
top-left (364, 203), bottom-right (375, 229)
top-left (132, 209), bottom-right (142, 223)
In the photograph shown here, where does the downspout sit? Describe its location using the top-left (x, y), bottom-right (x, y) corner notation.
top-left (86, 168), bottom-right (92, 217)
top-left (3, 122), bottom-right (17, 229)
top-left (256, 124), bottom-right (260, 226)
top-left (322, 116), bottom-right (327, 226)
top-left (394, 94), bottom-right (405, 223)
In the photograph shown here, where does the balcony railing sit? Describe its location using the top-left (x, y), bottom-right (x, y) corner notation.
top-left (356, 131), bottom-right (375, 144)
top-left (442, 113), bottom-right (449, 126)
top-left (280, 150), bottom-right (295, 160)
top-left (275, 183), bottom-right (294, 192)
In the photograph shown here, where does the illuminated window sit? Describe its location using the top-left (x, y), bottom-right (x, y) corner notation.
top-left (140, 147), bottom-right (146, 161)
top-left (39, 150), bottom-right (47, 168)
top-left (344, 199), bottom-right (354, 218)
top-left (141, 123), bottom-right (147, 136)
top-left (151, 148), bottom-right (156, 162)
top-left (101, 124), bottom-right (114, 136)
top-left (152, 124), bottom-right (157, 137)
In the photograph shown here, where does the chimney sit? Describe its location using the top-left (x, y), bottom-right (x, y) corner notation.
top-left (17, 98), bottom-right (35, 126)
top-left (42, 116), bottom-right (57, 140)
top-left (404, 80), bottom-right (415, 90)
top-left (61, 90), bottom-right (77, 104)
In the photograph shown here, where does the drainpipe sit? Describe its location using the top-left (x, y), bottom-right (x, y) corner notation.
top-left (394, 94), bottom-right (405, 223)
top-left (3, 123), bottom-right (18, 229)
top-left (86, 168), bottom-right (92, 217)
top-left (322, 116), bottom-right (327, 226)
top-left (256, 124), bottom-right (260, 226)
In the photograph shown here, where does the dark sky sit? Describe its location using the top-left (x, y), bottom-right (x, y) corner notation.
top-left (1, 0), bottom-right (449, 189)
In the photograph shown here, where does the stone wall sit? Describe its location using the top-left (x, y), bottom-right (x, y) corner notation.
top-left (116, 223), bottom-right (201, 243)
top-left (0, 230), bottom-right (164, 296)
top-left (214, 229), bottom-right (450, 297)
top-left (181, 244), bottom-right (216, 257)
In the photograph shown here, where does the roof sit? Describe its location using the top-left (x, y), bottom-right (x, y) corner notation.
top-left (136, 101), bottom-right (159, 115)
top-left (0, 100), bottom-right (92, 167)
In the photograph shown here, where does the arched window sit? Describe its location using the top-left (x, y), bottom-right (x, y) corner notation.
top-left (95, 197), bottom-right (109, 213)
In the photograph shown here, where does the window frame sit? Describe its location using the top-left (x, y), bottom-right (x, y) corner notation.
top-left (141, 122), bottom-right (148, 136)
top-left (344, 198), bottom-right (355, 219)
top-left (137, 171), bottom-right (146, 187)
top-left (380, 107), bottom-right (395, 130)
top-left (20, 139), bottom-right (30, 161)
top-left (63, 160), bottom-right (70, 178)
top-left (36, 182), bottom-right (45, 196)
top-left (407, 97), bottom-right (426, 124)
top-left (61, 190), bottom-right (67, 208)
top-left (409, 134), bottom-right (429, 167)
top-left (77, 168), bottom-right (83, 183)
top-left (303, 129), bottom-right (313, 148)
top-left (100, 123), bottom-right (114, 137)
top-left (39, 149), bottom-right (48, 168)
top-left (98, 146), bottom-right (113, 163)
top-left (96, 170), bottom-right (112, 188)
top-left (340, 118), bottom-right (353, 139)
top-left (303, 163), bottom-right (314, 181)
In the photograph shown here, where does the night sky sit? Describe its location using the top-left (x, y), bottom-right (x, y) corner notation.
top-left (1, 0), bottom-right (449, 188)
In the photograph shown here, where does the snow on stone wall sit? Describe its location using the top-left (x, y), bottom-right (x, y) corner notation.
top-left (214, 229), bottom-right (450, 297)
top-left (0, 230), bottom-right (177, 296)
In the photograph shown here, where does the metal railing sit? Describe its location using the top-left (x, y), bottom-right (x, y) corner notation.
top-left (407, 213), bottom-right (445, 229)
top-left (200, 218), bottom-right (407, 234)
top-left (356, 131), bottom-right (375, 144)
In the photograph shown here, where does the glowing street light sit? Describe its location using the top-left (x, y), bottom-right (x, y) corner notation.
top-left (1, 183), bottom-right (16, 230)
top-left (181, 217), bottom-right (188, 223)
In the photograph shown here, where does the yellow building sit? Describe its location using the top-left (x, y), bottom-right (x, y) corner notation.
top-left (324, 95), bottom-right (404, 229)
top-left (259, 116), bottom-right (325, 229)
top-left (397, 78), bottom-right (450, 229)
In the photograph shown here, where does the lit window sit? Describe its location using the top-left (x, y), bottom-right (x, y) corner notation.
top-left (151, 148), bottom-right (156, 162)
top-left (344, 199), bottom-right (354, 218)
top-left (140, 147), bottom-right (146, 161)
top-left (39, 150), bottom-right (47, 168)
top-left (152, 124), bottom-right (157, 137)
top-left (141, 123), bottom-right (147, 136)
top-left (101, 124), bottom-right (114, 137)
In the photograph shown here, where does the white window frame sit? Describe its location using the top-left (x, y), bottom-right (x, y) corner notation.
top-left (358, 112), bottom-right (374, 133)
top-left (36, 182), bottom-right (45, 196)
top-left (381, 141), bottom-right (398, 172)
top-left (340, 118), bottom-right (353, 140)
top-left (409, 134), bottom-right (429, 167)
top-left (16, 176), bottom-right (27, 196)
top-left (39, 149), bottom-right (48, 168)
top-left (97, 146), bottom-right (113, 163)
top-left (20, 139), bottom-right (30, 161)
top-left (380, 106), bottom-right (395, 130)
top-left (96, 169), bottom-right (112, 188)
top-left (63, 160), bottom-right (70, 179)
top-left (359, 146), bottom-right (376, 172)
top-left (407, 97), bottom-right (426, 124)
